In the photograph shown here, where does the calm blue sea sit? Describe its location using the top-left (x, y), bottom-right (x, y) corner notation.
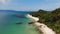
top-left (0, 11), bottom-right (39, 34)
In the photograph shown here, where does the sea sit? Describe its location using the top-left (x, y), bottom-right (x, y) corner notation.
top-left (0, 10), bottom-right (39, 34)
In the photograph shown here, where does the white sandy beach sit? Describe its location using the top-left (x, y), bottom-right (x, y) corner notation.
top-left (27, 14), bottom-right (39, 22)
top-left (28, 14), bottom-right (56, 34)
top-left (34, 22), bottom-right (56, 34)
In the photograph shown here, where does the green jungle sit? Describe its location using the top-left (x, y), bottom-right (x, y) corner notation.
top-left (30, 8), bottom-right (60, 34)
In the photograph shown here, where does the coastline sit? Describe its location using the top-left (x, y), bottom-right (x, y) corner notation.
top-left (27, 14), bottom-right (39, 22)
top-left (27, 14), bottom-right (56, 34)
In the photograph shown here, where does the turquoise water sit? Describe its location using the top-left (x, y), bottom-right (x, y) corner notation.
top-left (0, 11), bottom-right (39, 34)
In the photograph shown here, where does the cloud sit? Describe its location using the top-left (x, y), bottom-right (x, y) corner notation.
top-left (0, 0), bottom-right (7, 4)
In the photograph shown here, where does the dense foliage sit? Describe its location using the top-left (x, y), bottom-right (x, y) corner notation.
top-left (30, 8), bottom-right (60, 34)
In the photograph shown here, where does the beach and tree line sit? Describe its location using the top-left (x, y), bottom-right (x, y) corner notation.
top-left (30, 8), bottom-right (60, 34)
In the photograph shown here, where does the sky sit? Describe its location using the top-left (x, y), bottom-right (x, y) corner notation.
top-left (0, 0), bottom-right (60, 11)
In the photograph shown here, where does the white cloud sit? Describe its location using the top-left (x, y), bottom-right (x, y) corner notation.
top-left (0, 0), bottom-right (10, 5)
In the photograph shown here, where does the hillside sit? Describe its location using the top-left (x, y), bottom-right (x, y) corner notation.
top-left (30, 8), bottom-right (60, 34)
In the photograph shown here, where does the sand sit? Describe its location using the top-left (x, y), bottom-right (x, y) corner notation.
top-left (28, 14), bottom-right (56, 34)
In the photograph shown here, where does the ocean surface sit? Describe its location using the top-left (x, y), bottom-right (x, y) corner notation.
top-left (0, 11), bottom-right (39, 34)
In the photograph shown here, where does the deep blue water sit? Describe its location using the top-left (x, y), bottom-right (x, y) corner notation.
top-left (0, 11), bottom-right (39, 34)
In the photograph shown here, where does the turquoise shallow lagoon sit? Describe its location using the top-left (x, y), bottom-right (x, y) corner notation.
top-left (0, 11), bottom-right (39, 34)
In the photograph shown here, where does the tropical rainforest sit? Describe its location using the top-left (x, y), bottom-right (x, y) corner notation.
top-left (30, 8), bottom-right (60, 34)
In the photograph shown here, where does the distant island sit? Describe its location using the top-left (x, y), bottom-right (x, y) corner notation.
top-left (30, 8), bottom-right (60, 34)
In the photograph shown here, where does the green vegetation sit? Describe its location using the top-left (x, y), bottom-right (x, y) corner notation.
top-left (30, 8), bottom-right (60, 34)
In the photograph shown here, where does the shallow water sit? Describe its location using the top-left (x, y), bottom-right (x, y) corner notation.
top-left (0, 11), bottom-right (39, 34)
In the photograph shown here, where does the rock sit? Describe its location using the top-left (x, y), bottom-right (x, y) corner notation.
top-left (28, 22), bottom-right (34, 24)
top-left (13, 14), bottom-right (26, 18)
top-left (37, 20), bottom-right (40, 22)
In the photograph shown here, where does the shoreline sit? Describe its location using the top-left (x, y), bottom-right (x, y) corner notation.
top-left (27, 14), bottom-right (39, 22)
top-left (27, 14), bottom-right (56, 34)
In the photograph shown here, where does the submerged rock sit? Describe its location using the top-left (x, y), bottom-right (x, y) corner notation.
top-left (12, 14), bottom-right (26, 18)
top-left (28, 22), bottom-right (34, 24)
